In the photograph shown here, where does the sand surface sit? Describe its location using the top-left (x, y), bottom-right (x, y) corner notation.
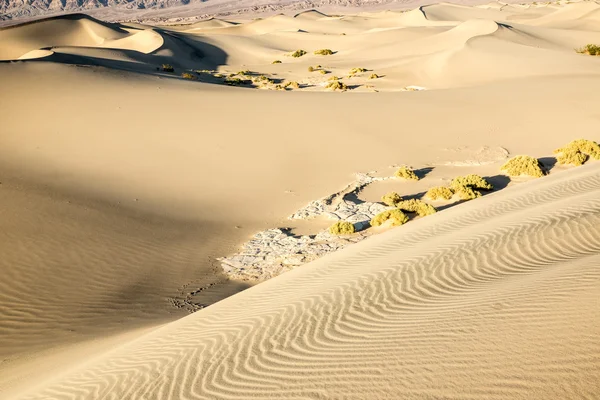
top-left (1, 2), bottom-right (599, 399)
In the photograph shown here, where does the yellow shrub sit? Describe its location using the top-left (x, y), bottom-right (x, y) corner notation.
top-left (500, 155), bottom-right (545, 178)
top-left (349, 67), bottom-right (367, 75)
top-left (381, 192), bottom-right (403, 207)
top-left (370, 209), bottom-right (409, 227)
top-left (395, 199), bottom-right (437, 217)
top-left (369, 73), bottom-right (379, 79)
top-left (161, 64), bottom-right (174, 72)
top-left (181, 72), bottom-right (196, 80)
top-left (450, 174), bottom-right (493, 200)
top-left (291, 49), bottom-right (307, 58)
top-left (554, 139), bottom-right (600, 166)
top-left (329, 221), bottom-right (355, 235)
top-left (394, 166), bottom-right (419, 180)
top-left (314, 49), bottom-right (334, 55)
top-left (272, 60), bottom-right (282, 64)
top-left (326, 81), bottom-right (348, 91)
top-left (425, 186), bottom-right (454, 200)
top-left (576, 44), bottom-right (600, 56)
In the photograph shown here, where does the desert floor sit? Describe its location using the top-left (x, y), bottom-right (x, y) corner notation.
top-left (0, 2), bottom-right (599, 399)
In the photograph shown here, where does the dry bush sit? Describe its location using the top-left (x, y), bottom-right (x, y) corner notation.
top-left (369, 73), bottom-right (379, 79)
top-left (328, 76), bottom-right (340, 81)
top-left (554, 139), bottom-right (600, 166)
top-left (381, 192), bottom-right (403, 207)
top-left (272, 60), bottom-right (282, 64)
top-left (395, 199), bottom-right (437, 217)
top-left (394, 166), bottom-right (419, 180)
top-left (370, 209), bottom-right (409, 227)
top-left (320, 70), bottom-right (328, 75)
top-left (308, 66), bottom-right (315, 72)
top-left (329, 221), bottom-right (356, 235)
top-left (576, 44), bottom-right (600, 55)
top-left (500, 155), bottom-right (545, 177)
top-left (291, 49), bottom-right (307, 58)
top-left (425, 186), bottom-right (454, 200)
top-left (450, 174), bottom-right (493, 200)
top-left (161, 64), bottom-right (174, 72)
top-left (181, 72), bottom-right (196, 80)
top-left (283, 81), bottom-right (300, 89)
top-left (237, 70), bottom-right (251, 75)
top-left (349, 67), bottom-right (367, 75)
top-left (326, 80), bottom-right (348, 91)
top-left (314, 49), bottom-right (334, 55)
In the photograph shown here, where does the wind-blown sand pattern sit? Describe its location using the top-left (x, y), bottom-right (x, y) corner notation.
top-left (16, 163), bottom-right (600, 399)
top-left (1, 1), bottom-right (600, 398)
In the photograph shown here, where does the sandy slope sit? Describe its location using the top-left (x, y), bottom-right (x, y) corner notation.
top-left (15, 162), bottom-right (600, 400)
top-left (1, 3), bottom-right (600, 399)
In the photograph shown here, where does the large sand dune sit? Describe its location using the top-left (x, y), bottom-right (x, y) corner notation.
top-left (1, 2), bottom-right (599, 399)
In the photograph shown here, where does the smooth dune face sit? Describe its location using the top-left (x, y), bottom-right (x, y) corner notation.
top-left (1, 2), bottom-right (600, 399)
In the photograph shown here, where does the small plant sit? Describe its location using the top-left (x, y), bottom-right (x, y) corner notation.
top-left (328, 76), bottom-right (340, 81)
top-left (326, 80), bottom-right (348, 91)
top-left (576, 44), bottom-right (600, 56)
top-left (162, 64), bottom-right (174, 72)
top-left (394, 166), bottom-right (419, 180)
top-left (425, 186), bottom-right (454, 200)
top-left (308, 66), bottom-right (315, 72)
top-left (314, 49), bottom-right (334, 55)
top-left (291, 49), bottom-right (307, 58)
top-left (381, 192), bottom-right (403, 207)
top-left (181, 72), bottom-right (196, 80)
top-left (370, 209), bottom-right (409, 227)
top-left (283, 81), bottom-right (300, 89)
top-left (395, 199), bottom-right (437, 217)
top-left (554, 139), bottom-right (600, 166)
top-left (349, 67), bottom-right (367, 75)
top-left (320, 70), bottom-right (328, 75)
top-left (329, 221), bottom-right (355, 235)
top-left (237, 70), bottom-right (251, 76)
top-left (450, 174), bottom-right (493, 200)
top-left (225, 77), bottom-right (250, 86)
top-left (500, 155), bottom-right (545, 178)
top-left (369, 73), bottom-right (379, 79)
top-left (272, 60), bottom-right (282, 64)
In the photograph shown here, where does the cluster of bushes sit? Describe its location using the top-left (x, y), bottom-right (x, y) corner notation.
top-left (314, 49), bottom-right (334, 55)
top-left (425, 186), bottom-right (454, 200)
top-left (500, 155), bottom-right (545, 177)
top-left (394, 166), bottom-right (419, 180)
top-left (576, 44), bottom-right (600, 56)
top-left (554, 139), bottom-right (600, 166)
top-left (370, 209), bottom-right (409, 227)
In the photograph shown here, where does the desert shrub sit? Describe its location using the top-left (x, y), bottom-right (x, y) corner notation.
top-left (329, 221), bottom-right (355, 235)
top-left (369, 73), bottom-right (379, 79)
top-left (370, 209), bottom-right (409, 227)
top-left (500, 155), bottom-right (545, 177)
top-left (162, 64), bottom-right (174, 72)
top-left (395, 199), bottom-right (437, 217)
top-left (237, 70), bottom-right (251, 75)
top-left (394, 166), bottom-right (419, 180)
top-left (576, 44), bottom-right (600, 56)
top-left (225, 77), bottom-right (250, 86)
top-left (381, 192), bottom-right (403, 207)
top-left (425, 186), bottom-right (454, 200)
top-left (291, 49), bottom-right (307, 58)
top-left (283, 81), bottom-right (300, 89)
top-left (308, 66), bottom-right (315, 72)
top-left (314, 49), bottom-right (334, 55)
top-left (554, 139), bottom-right (600, 166)
top-left (450, 174), bottom-right (493, 200)
top-left (326, 80), bottom-right (348, 91)
top-left (320, 70), bottom-right (328, 75)
top-left (272, 60), bottom-right (282, 64)
top-left (328, 76), bottom-right (340, 81)
top-left (181, 72), bottom-right (196, 80)
top-left (349, 67), bottom-right (367, 75)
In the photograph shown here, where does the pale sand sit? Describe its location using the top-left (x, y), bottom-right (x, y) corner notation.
top-left (0, 3), bottom-right (599, 398)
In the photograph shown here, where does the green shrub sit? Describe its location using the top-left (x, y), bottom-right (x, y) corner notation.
top-left (314, 49), bottom-right (334, 55)
top-left (450, 174), bottom-right (493, 200)
top-left (370, 209), bottom-right (409, 227)
top-left (326, 80), bottom-right (348, 91)
top-left (181, 72), bottom-right (196, 80)
top-left (425, 186), bottom-right (454, 200)
top-left (576, 44), bottom-right (600, 55)
top-left (291, 49), bottom-right (307, 58)
top-left (394, 166), bottom-right (419, 180)
top-left (349, 67), bottom-right (367, 75)
top-left (329, 221), bottom-right (355, 235)
top-left (162, 64), bottom-right (174, 72)
top-left (369, 73), bottom-right (379, 79)
top-left (395, 199), bottom-right (437, 217)
top-left (272, 60), bottom-right (282, 64)
top-left (381, 192), bottom-right (403, 207)
top-left (500, 155), bottom-right (545, 178)
top-left (554, 139), bottom-right (600, 166)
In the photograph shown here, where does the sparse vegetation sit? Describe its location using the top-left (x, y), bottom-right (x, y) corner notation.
top-left (329, 221), bottom-right (356, 235)
top-left (320, 70), bottom-right (328, 75)
top-left (369, 73), bottom-right (379, 79)
top-left (425, 186), bottom-right (454, 201)
top-left (395, 199), bottom-right (437, 217)
top-left (450, 174), bottom-right (493, 200)
top-left (314, 49), bottom-right (334, 55)
top-left (225, 77), bottom-right (251, 86)
top-left (328, 76), bottom-right (340, 81)
top-left (162, 64), bottom-right (174, 72)
top-left (237, 70), bottom-right (251, 75)
top-left (308, 66), bottom-right (315, 72)
top-left (554, 139), bottom-right (600, 166)
top-left (181, 72), bottom-right (196, 80)
top-left (381, 192), bottom-right (403, 207)
top-left (349, 67), bottom-right (367, 75)
top-left (326, 80), bottom-right (348, 91)
top-left (500, 155), bottom-right (545, 177)
top-left (576, 44), bottom-right (600, 56)
top-left (291, 49), bottom-right (307, 58)
top-left (283, 81), bottom-right (300, 89)
top-left (394, 166), bottom-right (419, 180)
top-left (370, 209), bottom-right (409, 227)
top-left (272, 60), bottom-right (282, 64)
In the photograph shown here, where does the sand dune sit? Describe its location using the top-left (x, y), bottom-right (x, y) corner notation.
top-left (1, 2), bottom-right (599, 399)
